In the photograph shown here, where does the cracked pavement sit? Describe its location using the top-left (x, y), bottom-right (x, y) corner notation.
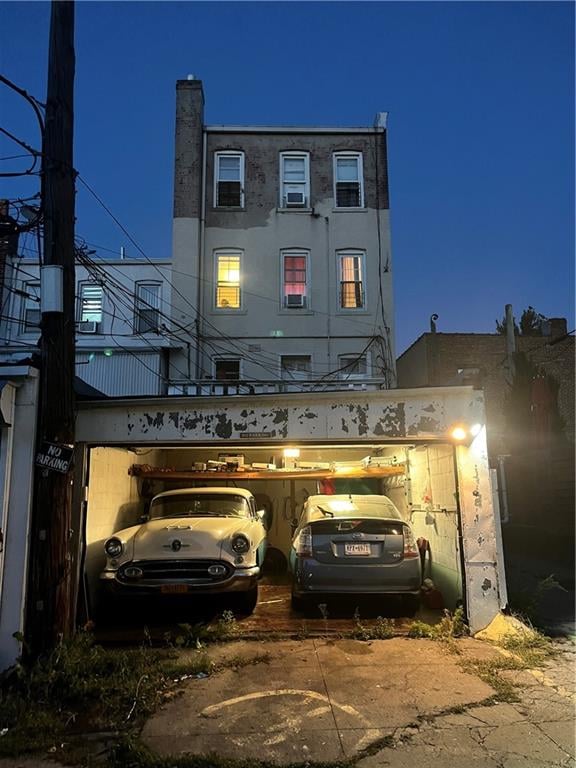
top-left (138, 637), bottom-right (576, 766)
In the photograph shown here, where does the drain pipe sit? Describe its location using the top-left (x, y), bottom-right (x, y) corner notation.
top-left (497, 455), bottom-right (510, 524)
top-left (196, 128), bottom-right (207, 379)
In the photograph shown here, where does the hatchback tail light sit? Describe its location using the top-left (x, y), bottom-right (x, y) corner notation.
top-left (294, 525), bottom-right (313, 557)
top-left (403, 525), bottom-right (419, 559)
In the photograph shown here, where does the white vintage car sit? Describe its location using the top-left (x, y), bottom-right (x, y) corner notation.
top-left (99, 487), bottom-right (267, 614)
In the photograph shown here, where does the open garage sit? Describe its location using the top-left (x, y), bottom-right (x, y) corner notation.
top-left (73, 386), bottom-right (506, 635)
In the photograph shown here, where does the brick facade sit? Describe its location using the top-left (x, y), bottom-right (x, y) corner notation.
top-left (397, 329), bottom-right (574, 537)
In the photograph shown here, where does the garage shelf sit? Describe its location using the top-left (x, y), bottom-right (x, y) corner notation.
top-left (128, 465), bottom-right (406, 481)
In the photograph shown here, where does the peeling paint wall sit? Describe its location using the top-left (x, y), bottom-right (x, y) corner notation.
top-left (77, 388), bottom-right (485, 444)
top-left (455, 427), bottom-right (504, 634)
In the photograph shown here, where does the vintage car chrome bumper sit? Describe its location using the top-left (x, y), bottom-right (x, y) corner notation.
top-left (100, 560), bottom-right (260, 596)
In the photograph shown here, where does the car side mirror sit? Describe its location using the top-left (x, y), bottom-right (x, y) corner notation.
top-left (290, 518), bottom-right (298, 534)
top-left (256, 509), bottom-right (266, 521)
top-left (138, 513), bottom-right (149, 524)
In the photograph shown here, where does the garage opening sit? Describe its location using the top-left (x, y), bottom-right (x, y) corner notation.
top-left (81, 440), bottom-right (464, 634)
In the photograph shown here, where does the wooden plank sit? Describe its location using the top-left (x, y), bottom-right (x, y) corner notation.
top-left (128, 465), bottom-right (405, 481)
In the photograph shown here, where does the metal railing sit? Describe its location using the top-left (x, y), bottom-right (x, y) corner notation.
top-left (167, 377), bottom-right (386, 397)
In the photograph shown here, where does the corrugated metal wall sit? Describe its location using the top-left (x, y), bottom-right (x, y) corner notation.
top-left (76, 352), bottom-right (162, 396)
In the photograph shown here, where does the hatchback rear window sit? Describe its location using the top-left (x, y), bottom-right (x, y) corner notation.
top-left (310, 518), bottom-right (405, 535)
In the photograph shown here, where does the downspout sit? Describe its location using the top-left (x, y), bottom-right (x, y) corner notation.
top-left (325, 216), bottom-right (331, 374)
top-left (196, 129), bottom-right (207, 379)
top-left (497, 455), bottom-right (510, 524)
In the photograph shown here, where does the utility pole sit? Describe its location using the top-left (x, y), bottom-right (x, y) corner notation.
top-left (26, 0), bottom-right (76, 656)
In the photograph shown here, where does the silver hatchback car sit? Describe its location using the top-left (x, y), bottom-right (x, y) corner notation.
top-left (290, 494), bottom-right (421, 613)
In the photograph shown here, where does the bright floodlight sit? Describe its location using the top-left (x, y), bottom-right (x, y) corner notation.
top-left (451, 426), bottom-right (467, 441)
top-left (283, 448), bottom-right (300, 458)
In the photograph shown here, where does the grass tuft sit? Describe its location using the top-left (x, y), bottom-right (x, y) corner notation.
top-left (352, 616), bottom-right (396, 641)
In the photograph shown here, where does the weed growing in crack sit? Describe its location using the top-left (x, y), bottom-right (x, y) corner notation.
top-left (500, 624), bottom-right (556, 666)
top-left (352, 616), bottom-right (395, 641)
top-left (459, 656), bottom-right (525, 703)
top-left (165, 611), bottom-right (238, 649)
top-left (406, 620), bottom-right (433, 638)
top-left (296, 619), bottom-right (309, 640)
top-left (407, 607), bottom-right (467, 643)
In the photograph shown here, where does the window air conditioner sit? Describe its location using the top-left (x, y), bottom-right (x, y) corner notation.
top-left (285, 294), bottom-right (306, 308)
top-left (285, 191), bottom-right (306, 207)
top-left (76, 320), bottom-right (98, 334)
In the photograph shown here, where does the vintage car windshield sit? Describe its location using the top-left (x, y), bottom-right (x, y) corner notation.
top-left (150, 494), bottom-right (251, 520)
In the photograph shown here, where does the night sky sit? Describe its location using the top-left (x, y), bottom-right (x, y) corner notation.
top-left (1, 1), bottom-right (573, 354)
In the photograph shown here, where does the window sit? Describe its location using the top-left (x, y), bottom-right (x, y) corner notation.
top-left (215, 359), bottom-right (241, 380)
top-left (215, 151), bottom-right (244, 208)
top-left (338, 251), bottom-right (365, 309)
top-left (280, 152), bottom-right (310, 208)
top-left (78, 283), bottom-right (103, 323)
top-left (334, 152), bottom-right (364, 208)
top-left (135, 283), bottom-right (161, 333)
top-left (281, 356), bottom-right (311, 379)
top-left (338, 354), bottom-right (368, 379)
top-left (282, 250), bottom-right (308, 308)
top-left (22, 282), bottom-right (40, 332)
top-left (215, 251), bottom-right (241, 309)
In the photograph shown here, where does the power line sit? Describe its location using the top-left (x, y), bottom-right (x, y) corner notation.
top-left (75, 179), bottom-right (384, 378)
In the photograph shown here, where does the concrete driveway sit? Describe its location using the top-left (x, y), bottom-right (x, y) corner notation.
top-left (140, 637), bottom-right (576, 766)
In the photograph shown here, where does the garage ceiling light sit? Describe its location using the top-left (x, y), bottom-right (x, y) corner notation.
top-left (451, 426), bottom-right (467, 441)
top-left (283, 448), bottom-right (300, 458)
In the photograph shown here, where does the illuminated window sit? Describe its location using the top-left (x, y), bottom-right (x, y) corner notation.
top-left (215, 152), bottom-right (244, 207)
top-left (215, 251), bottom-right (241, 309)
top-left (78, 283), bottom-right (103, 323)
top-left (338, 251), bottom-right (365, 309)
top-left (334, 152), bottom-right (364, 208)
top-left (282, 250), bottom-right (308, 308)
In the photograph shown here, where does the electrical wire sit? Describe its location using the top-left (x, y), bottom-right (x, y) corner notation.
top-left (75, 178), bottom-right (380, 381)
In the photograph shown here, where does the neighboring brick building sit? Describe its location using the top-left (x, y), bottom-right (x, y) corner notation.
top-left (397, 323), bottom-right (575, 542)
top-left (396, 322), bottom-right (574, 454)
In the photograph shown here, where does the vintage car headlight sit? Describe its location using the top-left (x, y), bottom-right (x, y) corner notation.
top-left (105, 537), bottom-right (123, 558)
top-left (231, 534), bottom-right (250, 554)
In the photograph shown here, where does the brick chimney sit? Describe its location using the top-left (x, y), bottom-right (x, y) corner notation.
top-left (173, 78), bottom-right (204, 219)
top-left (542, 318), bottom-right (568, 337)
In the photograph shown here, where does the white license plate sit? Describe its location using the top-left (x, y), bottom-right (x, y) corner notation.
top-left (344, 543), bottom-right (371, 556)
